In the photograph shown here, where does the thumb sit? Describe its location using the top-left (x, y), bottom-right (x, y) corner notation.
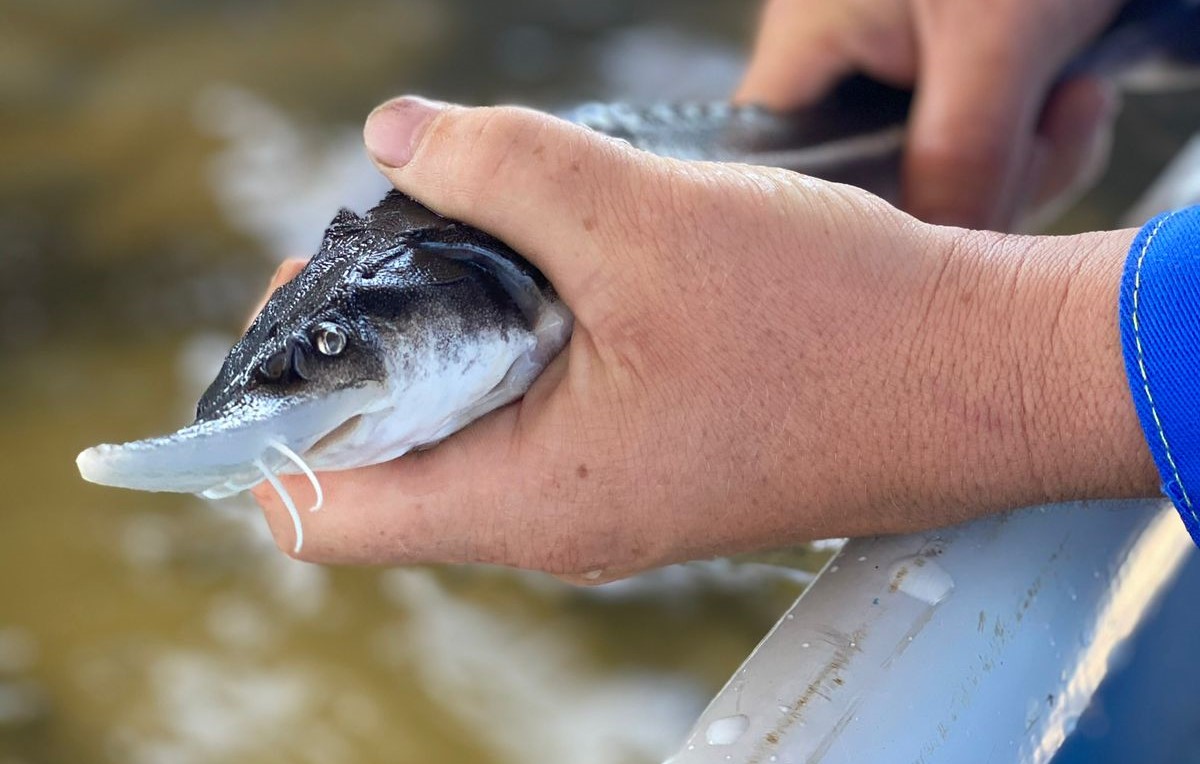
top-left (362, 97), bottom-right (655, 311)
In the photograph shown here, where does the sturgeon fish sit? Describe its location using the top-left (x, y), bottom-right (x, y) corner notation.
top-left (77, 0), bottom-right (1200, 552)
top-left (77, 195), bottom-right (572, 551)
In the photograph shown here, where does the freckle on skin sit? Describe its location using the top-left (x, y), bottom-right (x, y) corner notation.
top-left (582, 217), bottom-right (596, 232)
top-left (576, 463), bottom-right (589, 479)
top-left (570, 160), bottom-right (581, 173)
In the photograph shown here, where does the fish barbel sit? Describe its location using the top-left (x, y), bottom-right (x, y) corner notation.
top-left (76, 0), bottom-right (1200, 552)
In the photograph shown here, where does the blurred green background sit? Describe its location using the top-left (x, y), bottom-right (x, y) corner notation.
top-left (1, 1), bottom-right (1197, 763)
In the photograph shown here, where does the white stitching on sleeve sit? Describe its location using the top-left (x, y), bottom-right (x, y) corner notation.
top-left (1131, 211), bottom-right (1196, 524)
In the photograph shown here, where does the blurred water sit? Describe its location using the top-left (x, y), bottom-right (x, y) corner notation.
top-left (0, 2), bottom-right (803, 762)
top-left (2, 1), bottom-right (1198, 763)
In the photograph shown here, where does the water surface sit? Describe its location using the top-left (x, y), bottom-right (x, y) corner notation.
top-left (2, 1), bottom-right (1197, 762)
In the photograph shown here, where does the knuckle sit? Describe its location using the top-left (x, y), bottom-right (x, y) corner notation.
top-left (434, 106), bottom-right (557, 206)
top-left (907, 135), bottom-right (1011, 223)
top-left (540, 530), bottom-right (591, 580)
top-left (553, 570), bottom-right (613, 587)
top-left (271, 258), bottom-right (307, 287)
top-left (913, 131), bottom-right (1009, 180)
top-left (425, 102), bottom-right (664, 250)
top-left (252, 484), bottom-right (317, 561)
top-left (266, 527), bottom-right (290, 555)
top-left (505, 474), bottom-right (623, 579)
top-left (265, 517), bottom-right (302, 558)
top-left (610, 158), bottom-right (712, 255)
top-left (534, 531), bottom-right (604, 578)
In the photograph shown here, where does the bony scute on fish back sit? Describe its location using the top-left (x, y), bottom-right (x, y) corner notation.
top-left (76, 191), bottom-right (573, 553)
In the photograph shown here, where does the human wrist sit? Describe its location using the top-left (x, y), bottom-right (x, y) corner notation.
top-left (974, 227), bottom-right (1158, 508)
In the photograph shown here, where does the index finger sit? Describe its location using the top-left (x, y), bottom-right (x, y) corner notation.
top-left (250, 348), bottom-right (584, 569)
top-left (251, 398), bottom-right (525, 565)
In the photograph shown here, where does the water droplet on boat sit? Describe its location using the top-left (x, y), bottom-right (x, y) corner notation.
top-left (857, 556), bottom-right (867, 562)
top-left (582, 569), bottom-right (603, 581)
top-left (785, 613), bottom-right (795, 620)
top-left (1063, 715), bottom-right (1079, 737)
top-left (778, 705), bottom-right (789, 714)
top-left (801, 642), bottom-right (810, 648)
top-left (888, 555), bottom-right (954, 605)
top-left (705, 714), bottom-right (749, 746)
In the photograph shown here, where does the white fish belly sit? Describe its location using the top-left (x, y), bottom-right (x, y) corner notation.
top-left (311, 328), bottom-right (535, 470)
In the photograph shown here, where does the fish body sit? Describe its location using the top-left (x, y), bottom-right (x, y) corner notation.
top-left (565, 78), bottom-right (911, 201)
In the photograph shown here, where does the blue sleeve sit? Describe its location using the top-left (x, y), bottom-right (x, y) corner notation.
top-left (1119, 205), bottom-right (1200, 545)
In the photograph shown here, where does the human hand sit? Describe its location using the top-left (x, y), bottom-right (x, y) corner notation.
top-left (737, 0), bottom-right (1124, 229)
top-left (252, 98), bottom-right (1155, 579)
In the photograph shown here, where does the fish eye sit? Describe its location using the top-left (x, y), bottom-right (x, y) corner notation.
top-left (313, 323), bottom-right (347, 356)
top-left (259, 350), bottom-right (288, 381)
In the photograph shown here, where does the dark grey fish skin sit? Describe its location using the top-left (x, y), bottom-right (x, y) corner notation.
top-left (198, 190), bottom-right (552, 425)
top-left (566, 78), bottom-right (912, 201)
top-left (566, 81), bottom-right (909, 159)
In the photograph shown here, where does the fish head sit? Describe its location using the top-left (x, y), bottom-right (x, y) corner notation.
top-left (77, 193), bottom-right (444, 496)
top-left (77, 191), bottom-right (563, 497)
top-left (76, 260), bottom-right (394, 496)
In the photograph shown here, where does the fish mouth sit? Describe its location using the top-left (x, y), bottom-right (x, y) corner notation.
top-left (76, 385), bottom-right (382, 496)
